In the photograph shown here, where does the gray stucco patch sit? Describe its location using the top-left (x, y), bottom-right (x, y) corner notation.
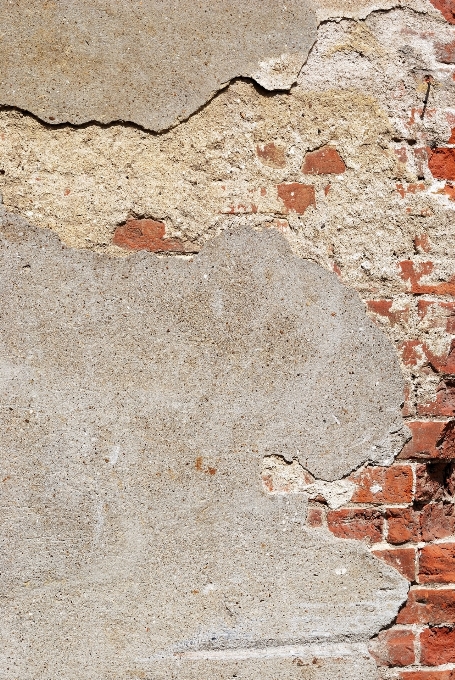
top-left (0, 1), bottom-right (317, 131)
top-left (0, 212), bottom-right (407, 678)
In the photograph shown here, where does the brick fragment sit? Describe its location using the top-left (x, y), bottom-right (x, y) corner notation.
top-left (429, 148), bottom-right (455, 180)
top-left (399, 421), bottom-right (455, 460)
top-left (401, 671), bottom-right (455, 680)
top-left (428, 0), bottom-right (455, 23)
top-left (386, 508), bottom-right (420, 545)
top-left (277, 183), bottom-right (316, 214)
top-left (373, 547), bottom-right (416, 581)
top-left (369, 628), bottom-right (415, 667)
top-left (414, 233), bottom-right (431, 253)
top-left (399, 260), bottom-right (455, 296)
top-left (420, 626), bottom-right (455, 665)
top-left (256, 143), bottom-right (286, 169)
top-left (327, 508), bottom-right (383, 542)
top-left (435, 38), bottom-right (455, 63)
top-left (397, 587), bottom-right (455, 625)
top-left (349, 465), bottom-right (413, 504)
top-left (417, 300), bottom-right (455, 334)
top-left (307, 505), bottom-right (325, 528)
top-left (302, 146), bottom-right (346, 174)
top-left (415, 462), bottom-right (448, 503)
top-left (421, 502), bottom-right (455, 541)
top-left (419, 543), bottom-right (455, 583)
top-left (367, 299), bottom-right (410, 327)
top-left (418, 380), bottom-right (455, 417)
top-left (113, 218), bottom-right (185, 252)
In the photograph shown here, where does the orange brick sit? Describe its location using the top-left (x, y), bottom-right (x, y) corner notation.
top-left (373, 547), bottom-right (416, 581)
top-left (349, 465), bottom-right (413, 504)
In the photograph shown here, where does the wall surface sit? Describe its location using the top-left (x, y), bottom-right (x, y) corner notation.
top-left (1, 0), bottom-right (455, 678)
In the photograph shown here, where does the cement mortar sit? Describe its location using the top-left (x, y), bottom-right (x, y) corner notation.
top-left (0, 213), bottom-right (407, 678)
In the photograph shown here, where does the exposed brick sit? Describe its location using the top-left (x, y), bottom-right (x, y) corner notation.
top-left (399, 421), bottom-right (455, 460)
top-left (397, 587), bottom-right (455, 625)
top-left (327, 508), bottom-right (383, 542)
top-left (417, 300), bottom-right (455, 334)
top-left (307, 505), bottom-right (325, 528)
top-left (414, 233), bottom-right (431, 253)
top-left (399, 261), bottom-right (455, 296)
top-left (373, 547), bottom-right (416, 581)
top-left (349, 465), bottom-right (413, 504)
top-left (367, 299), bottom-right (410, 327)
top-left (435, 38), bottom-right (455, 63)
top-left (302, 146), bottom-right (346, 174)
top-left (420, 626), bottom-right (455, 665)
top-left (421, 502), bottom-right (455, 541)
top-left (418, 379), bottom-right (455, 417)
top-left (401, 671), bottom-right (455, 680)
top-left (419, 543), bottom-right (455, 583)
top-left (277, 183), bottom-right (316, 214)
top-left (428, 0), bottom-right (455, 23)
top-left (113, 218), bottom-right (185, 252)
top-left (386, 508), bottom-right (421, 545)
top-left (429, 148), bottom-right (455, 181)
top-left (415, 462), bottom-right (448, 503)
top-left (447, 461), bottom-right (455, 495)
top-left (256, 143), bottom-right (287, 169)
top-left (369, 628), bottom-right (416, 667)
top-left (397, 182), bottom-right (426, 197)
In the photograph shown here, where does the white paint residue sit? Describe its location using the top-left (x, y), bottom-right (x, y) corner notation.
top-left (370, 484), bottom-right (382, 494)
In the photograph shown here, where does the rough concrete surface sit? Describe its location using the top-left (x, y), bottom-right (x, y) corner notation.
top-left (0, 215), bottom-right (408, 678)
top-left (0, 0), bottom-right (317, 131)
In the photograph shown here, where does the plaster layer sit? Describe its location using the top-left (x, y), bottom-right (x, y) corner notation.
top-left (0, 0), bottom-right (317, 131)
top-left (0, 215), bottom-right (407, 678)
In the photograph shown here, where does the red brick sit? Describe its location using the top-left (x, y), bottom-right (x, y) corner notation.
top-left (415, 462), bottom-right (448, 503)
top-left (369, 628), bottom-right (415, 667)
top-left (277, 183), bottom-right (316, 214)
top-left (417, 300), bottom-right (455, 334)
top-left (399, 421), bottom-right (455, 461)
top-left (327, 508), bottom-right (383, 542)
top-left (401, 671), bottom-right (455, 680)
top-left (386, 508), bottom-right (420, 545)
top-left (307, 506), bottom-right (325, 528)
top-left (349, 465), bottom-right (413, 504)
top-left (429, 148), bottom-right (455, 181)
top-left (256, 143), bottom-right (286, 169)
top-left (429, 0), bottom-right (455, 23)
top-left (302, 146), bottom-right (346, 174)
top-left (400, 339), bottom-right (426, 367)
top-left (419, 543), bottom-right (455, 583)
top-left (418, 380), bottom-right (455, 417)
top-left (435, 38), bottom-right (455, 63)
top-left (421, 502), bottom-right (455, 541)
top-left (447, 462), bottom-right (455, 495)
top-left (420, 626), bottom-right (455, 665)
top-left (399, 260), bottom-right (455, 296)
top-left (367, 299), bottom-right (410, 327)
top-left (373, 547), bottom-right (416, 581)
top-left (397, 587), bottom-right (455, 625)
top-left (113, 218), bottom-right (185, 252)
top-left (414, 233), bottom-right (431, 253)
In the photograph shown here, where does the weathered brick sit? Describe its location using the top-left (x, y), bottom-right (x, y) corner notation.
top-left (307, 505), bottom-right (325, 528)
top-left (369, 628), bottom-right (415, 667)
top-left (367, 299), bottom-right (410, 327)
top-left (419, 543), bottom-right (455, 583)
top-left (429, 148), bottom-right (455, 180)
top-left (256, 142), bottom-right (286, 169)
top-left (113, 218), bottom-right (185, 252)
top-left (428, 0), bottom-right (455, 23)
top-left (373, 547), bottom-right (416, 581)
top-left (399, 421), bottom-right (455, 460)
top-left (302, 146), bottom-right (346, 174)
top-left (400, 671), bottom-right (455, 680)
top-left (277, 183), bottom-right (315, 214)
top-left (418, 379), bottom-right (455, 417)
top-left (417, 300), bottom-right (455, 334)
top-left (399, 261), bottom-right (455, 296)
top-left (421, 502), bottom-right (455, 541)
top-left (414, 233), bottom-right (431, 253)
top-left (397, 587), bottom-right (455, 624)
top-left (420, 626), bottom-right (455, 665)
top-left (386, 508), bottom-right (420, 545)
top-left (349, 465), bottom-right (413, 504)
top-left (415, 462), bottom-right (448, 503)
top-left (435, 38), bottom-right (455, 63)
top-left (327, 508), bottom-right (383, 542)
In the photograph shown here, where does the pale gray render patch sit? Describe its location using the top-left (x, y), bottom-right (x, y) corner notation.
top-left (0, 0), bottom-right (317, 131)
top-left (0, 212), bottom-right (408, 678)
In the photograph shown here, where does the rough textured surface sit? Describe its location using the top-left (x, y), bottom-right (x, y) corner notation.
top-left (0, 214), bottom-right (407, 678)
top-left (0, 0), bottom-right (317, 131)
